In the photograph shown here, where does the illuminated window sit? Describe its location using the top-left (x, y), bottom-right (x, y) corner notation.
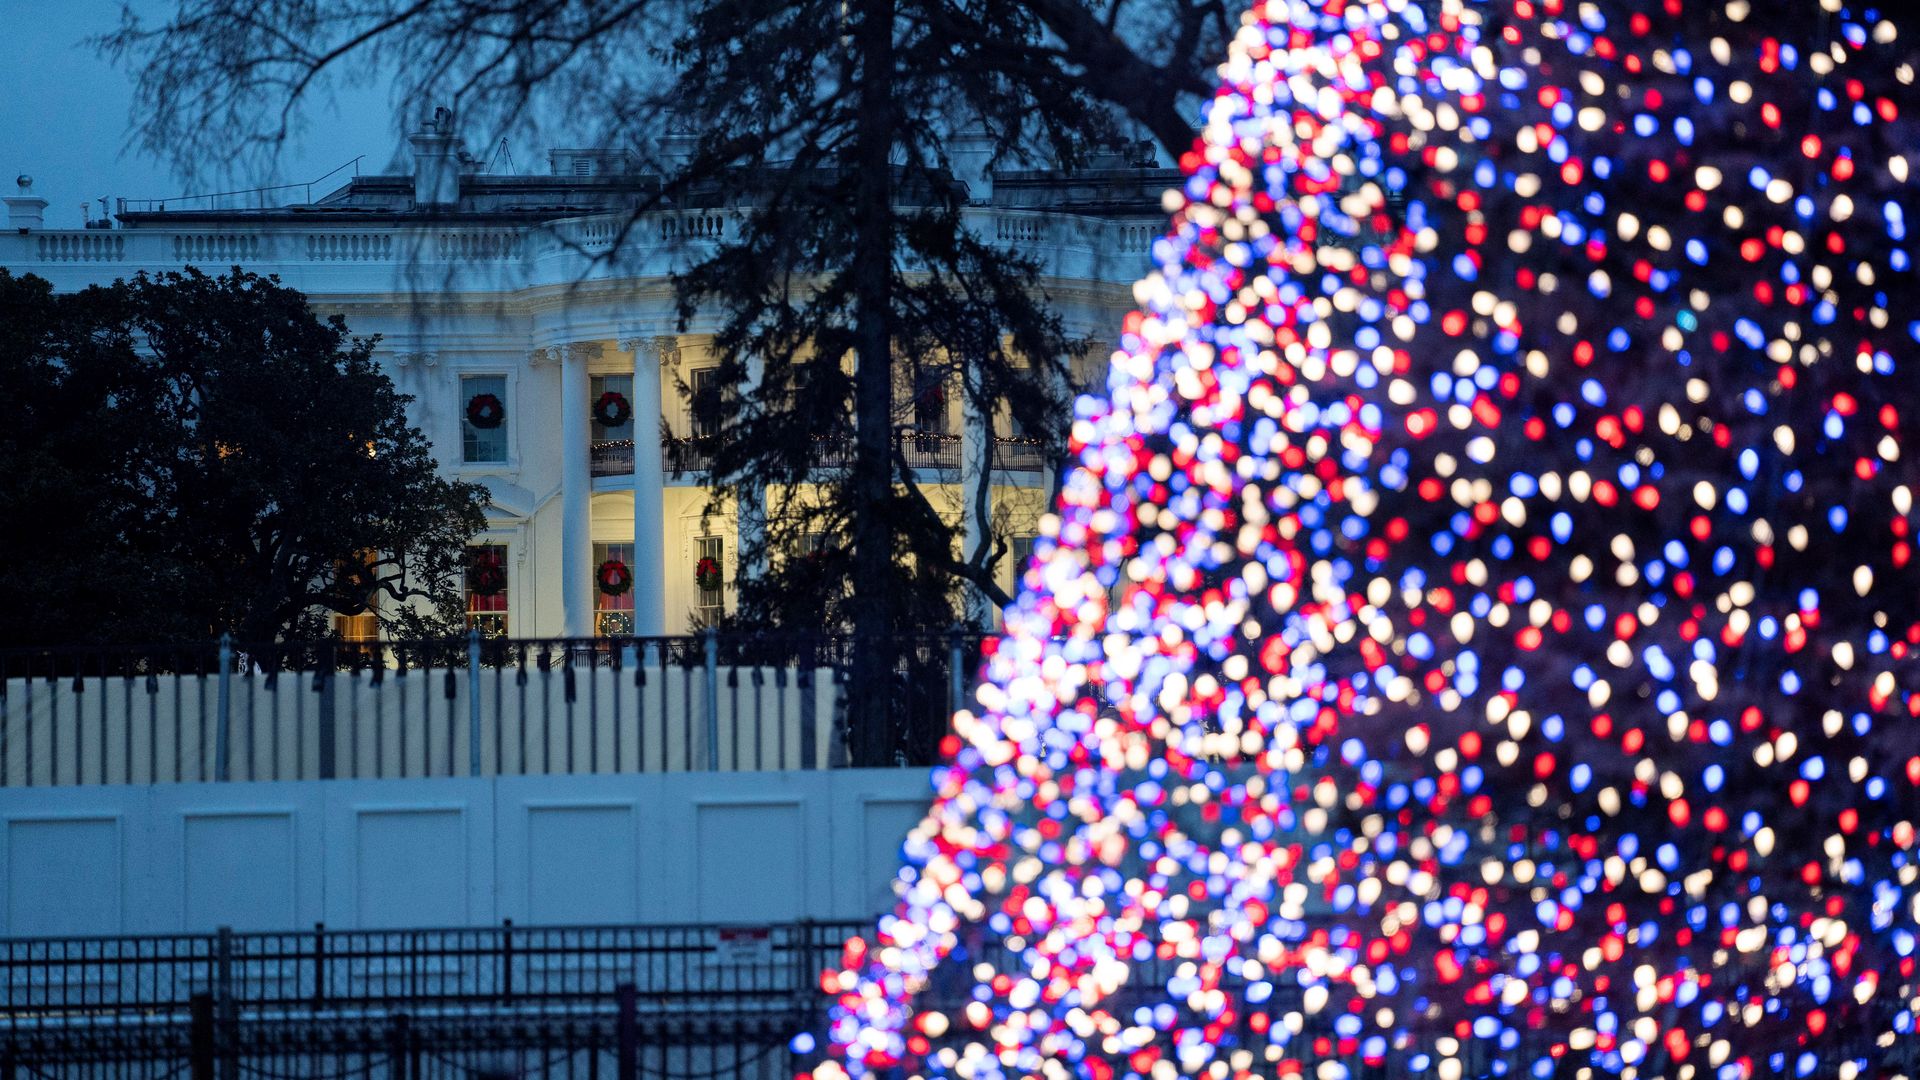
top-left (595, 541), bottom-right (635, 637)
top-left (695, 535), bottom-right (725, 623)
top-left (331, 612), bottom-right (379, 643)
top-left (466, 544), bottom-right (509, 637)
top-left (590, 373), bottom-right (635, 477)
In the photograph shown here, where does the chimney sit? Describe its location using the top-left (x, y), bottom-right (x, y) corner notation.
top-left (6, 175), bottom-right (47, 232)
top-left (408, 107), bottom-right (464, 208)
top-left (947, 122), bottom-right (994, 205)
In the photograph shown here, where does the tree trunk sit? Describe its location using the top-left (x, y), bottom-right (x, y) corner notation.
top-left (847, 0), bottom-right (898, 767)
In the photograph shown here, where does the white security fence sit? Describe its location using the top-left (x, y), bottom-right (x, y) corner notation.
top-left (0, 657), bottom-right (839, 786)
top-left (0, 633), bottom-right (991, 786)
top-left (0, 768), bottom-right (933, 937)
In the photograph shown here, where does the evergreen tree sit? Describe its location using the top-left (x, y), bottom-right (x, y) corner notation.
top-left (813, 1), bottom-right (1919, 1077)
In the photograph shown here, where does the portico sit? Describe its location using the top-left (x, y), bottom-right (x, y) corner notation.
top-left (2, 126), bottom-right (1163, 639)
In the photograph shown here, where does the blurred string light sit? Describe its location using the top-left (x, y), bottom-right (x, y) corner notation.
top-left (809, 1), bottom-right (1920, 1078)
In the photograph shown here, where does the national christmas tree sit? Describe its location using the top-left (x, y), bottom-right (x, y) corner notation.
top-left (807, 2), bottom-right (1920, 1078)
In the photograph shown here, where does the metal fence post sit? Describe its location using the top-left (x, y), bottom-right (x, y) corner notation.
top-left (214, 926), bottom-right (236, 1080)
top-left (702, 628), bottom-right (720, 771)
top-left (317, 644), bottom-right (337, 780)
top-left (615, 982), bottom-right (638, 1080)
top-left (388, 1012), bottom-right (411, 1080)
top-left (214, 635), bottom-right (232, 782)
top-left (796, 918), bottom-right (817, 990)
top-left (189, 992), bottom-right (215, 1080)
top-left (947, 625), bottom-right (965, 718)
top-left (467, 629), bottom-right (483, 777)
top-left (500, 917), bottom-right (515, 1002)
top-left (312, 921), bottom-right (326, 1006)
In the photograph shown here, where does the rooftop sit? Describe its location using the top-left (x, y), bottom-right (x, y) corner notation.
top-left (108, 127), bottom-right (1177, 229)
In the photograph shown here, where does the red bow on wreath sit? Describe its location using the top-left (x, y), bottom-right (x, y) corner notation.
top-left (466, 392), bottom-right (505, 429)
top-left (594, 391), bottom-right (632, 428)
top-left (597, 559), bottom-right (633, 596)
top-left (694, 556), bottom-right (722, 592)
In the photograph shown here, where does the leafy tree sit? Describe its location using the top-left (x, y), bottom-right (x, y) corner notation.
top-left (99, 0), bottom-right (1229, 764)
top-left (0, 267), bottom-right (486, 646)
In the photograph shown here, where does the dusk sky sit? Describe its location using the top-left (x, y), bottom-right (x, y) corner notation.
top-left (0, 2), bottom-right (405, 228)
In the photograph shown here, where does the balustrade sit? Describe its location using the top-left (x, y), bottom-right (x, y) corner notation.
top-left (307, 233), bottom-right (395, 261)
top-left (171, 233), bottom-right (264, 262)
top-left (32, 232), bottom-right (126, 262)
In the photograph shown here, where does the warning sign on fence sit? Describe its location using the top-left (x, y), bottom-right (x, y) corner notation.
top-left (711, 925), bottom-right (773, 965)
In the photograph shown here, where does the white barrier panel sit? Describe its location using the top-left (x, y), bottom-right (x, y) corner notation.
top-left (0, 768), bottom-right (929, 936)
top-left (0, 663), bottom-right (839, 786)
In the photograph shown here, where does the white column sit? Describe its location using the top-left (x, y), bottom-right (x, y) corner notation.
top-left (622, 336), bottom-right (670, 636)
top-left (960, 364), bottom-right (993, 628)
top-left (559, 343), bottom-right (596, 638)
top-left (737, 353), bottom-right (767, 587)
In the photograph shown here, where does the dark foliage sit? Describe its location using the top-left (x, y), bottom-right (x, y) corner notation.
top-left (0, 267), bottom-right (487, 646)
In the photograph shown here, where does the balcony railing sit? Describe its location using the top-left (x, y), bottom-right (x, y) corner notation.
top-left (0, 631), bottom-right (989, 786)
top-left (994, 435), bottom-right (1048, 471)
top-left (898, 429), bottom-right (961, 470)
top-left (591, 438), bottom-right (635, 477)
top-left (664, 435), bottom-right (714, 477)
top-left (660, 431), bottom-right (1050, 478)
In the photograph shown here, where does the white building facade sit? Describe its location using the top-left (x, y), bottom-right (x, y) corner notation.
top-left (2, 128), bottom-right (1170, 639)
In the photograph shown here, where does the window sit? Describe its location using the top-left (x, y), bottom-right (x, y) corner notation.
top-left (689, 368), bottom-right (723, 441)
top-left (1072, 347), bottom-right (1107, 397)
top-left (591, 374), bottom-right (633, 443)
top-left (784, 529), bottom-right (833, 569)
top-left (332, 612), bottom-right (379, 643)
top-left (461, 375), bottom-right (508, 464)
top-left (590, 374), bottom-right (635, 477)
top-left (466, 544), bottom-right (509, 638)
top-left (911, 368), bottom-right (949, 433)
top-left (1008, 534), bottom-right (1037, 592)
top-left (695, 535), bottom-right (725, 622)
top-left (594, 541), bottom-right (635, 637)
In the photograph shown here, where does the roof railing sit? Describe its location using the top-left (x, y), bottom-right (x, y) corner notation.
top-left (116, 156), bottom-right (366, 216)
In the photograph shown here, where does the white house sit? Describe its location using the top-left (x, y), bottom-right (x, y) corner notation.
top-left (2, 118), bottom-right (1170, 640)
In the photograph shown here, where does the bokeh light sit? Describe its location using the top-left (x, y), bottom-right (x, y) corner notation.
top-left (812, 2), bottom-right (1920, 1078)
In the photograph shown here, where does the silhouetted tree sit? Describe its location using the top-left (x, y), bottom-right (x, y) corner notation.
top-left (0, 267), bottom-right (486, 646)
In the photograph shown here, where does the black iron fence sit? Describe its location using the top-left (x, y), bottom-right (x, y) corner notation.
top-left (0, 921), bottom-right (864, 1080)
top-left (0, 632), bottom-right (989, 786)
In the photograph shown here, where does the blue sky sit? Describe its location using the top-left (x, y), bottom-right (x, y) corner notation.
top-left (0, 1), bottom-right (399, 227)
